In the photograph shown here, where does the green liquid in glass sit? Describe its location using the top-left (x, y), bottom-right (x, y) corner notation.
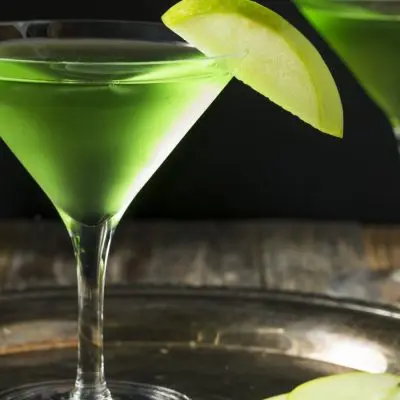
top-left (0, 39), bottom-right (232, 225)
top-left (298, 1), bottom-right (400, 127)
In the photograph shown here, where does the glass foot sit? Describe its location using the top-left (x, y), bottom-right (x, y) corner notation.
top-left (0, 381), bottom-right (190, 400)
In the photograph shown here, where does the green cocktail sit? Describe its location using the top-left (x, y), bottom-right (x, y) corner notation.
top-left (0, 20), bottom-right (235, 400)
top-left (295, 0), bottom-right (400, 133)
top-left (1, 39), bottom-right (230, 225)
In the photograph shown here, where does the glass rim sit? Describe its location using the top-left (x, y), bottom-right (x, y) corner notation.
top-left (0, 19), bottom-right (241, 66)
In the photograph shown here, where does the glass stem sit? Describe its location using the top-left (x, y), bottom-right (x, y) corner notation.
top-left (67, 218), bottom-right (115, 400)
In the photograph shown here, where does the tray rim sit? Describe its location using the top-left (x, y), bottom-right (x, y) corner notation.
top-left (1, 286), bottom-right (400, 375)
top-left (1, 285), bottom-right (400, 321)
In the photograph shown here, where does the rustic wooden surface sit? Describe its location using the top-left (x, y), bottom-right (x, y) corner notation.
top-left (1, 219), bottom-right (400, 304)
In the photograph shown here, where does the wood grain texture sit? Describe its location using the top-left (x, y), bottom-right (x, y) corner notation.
top-left (1, 220), bottom-right (399, 304)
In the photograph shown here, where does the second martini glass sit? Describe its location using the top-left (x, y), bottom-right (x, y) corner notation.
top-left (294, 0), bottom-right (400, 146)
top-left (0, 19), bottom-right (235, 400)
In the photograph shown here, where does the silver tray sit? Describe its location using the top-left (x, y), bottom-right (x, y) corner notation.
top-left (0, 287), bottom-right (399, 399)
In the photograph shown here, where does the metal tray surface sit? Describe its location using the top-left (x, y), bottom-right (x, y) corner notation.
top-left (0, 287), bottom-right (399, 399)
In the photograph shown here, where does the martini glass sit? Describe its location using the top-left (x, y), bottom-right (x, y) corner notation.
top-left (0, 20), bottom-right (234, 400)
top-left (293, 0), bottom-right (400, 146)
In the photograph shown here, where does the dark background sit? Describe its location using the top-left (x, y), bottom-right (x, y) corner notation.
top-left (1, 0), bottom-right (399, 223)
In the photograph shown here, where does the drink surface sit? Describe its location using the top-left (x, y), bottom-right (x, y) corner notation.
top-left (0, 39), bottom-right (232, 225)
top-left (298, 1), bottom-right (400, 127)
